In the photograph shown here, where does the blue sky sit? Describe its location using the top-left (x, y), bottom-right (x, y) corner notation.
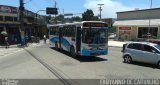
top-left (0, 0), bottom-right (160, 18)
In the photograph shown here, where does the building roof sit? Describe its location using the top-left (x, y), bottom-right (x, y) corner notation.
top-left (113, 19), bottom-right (160, 26)
top-left (117, 8), bottom-right (160, 13)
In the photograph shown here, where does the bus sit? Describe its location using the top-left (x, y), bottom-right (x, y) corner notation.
top-left (48, 21), bottom-right (108, 57)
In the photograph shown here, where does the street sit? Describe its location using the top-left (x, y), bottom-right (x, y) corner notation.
top-left (0, 43), bottom-right (160, 81)
top-left (1, 0), bottom-right (160, 85)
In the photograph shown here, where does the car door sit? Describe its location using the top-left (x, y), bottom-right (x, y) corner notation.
top-left (141, 44), bottom-right (158, 64)
top-left (127, 43), bottom-right (143, 62)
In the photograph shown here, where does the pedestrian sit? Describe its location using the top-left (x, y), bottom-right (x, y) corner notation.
top-left (43, 35), bottom-right (46, 44)
top-left (5, 36), bottom-right (9, 48)
top-left (31, 35), bottom-right (34, 43)
top-left (25, 35), bottom-right (29, 47)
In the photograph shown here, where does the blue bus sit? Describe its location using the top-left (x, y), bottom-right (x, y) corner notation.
top-left (48, 21), bottom-right (108, 57)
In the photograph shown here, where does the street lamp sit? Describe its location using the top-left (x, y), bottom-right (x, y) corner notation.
top-left (35, 10), bottom-right (45, 37)
top-left (97, 4), bottom-right (104, 21)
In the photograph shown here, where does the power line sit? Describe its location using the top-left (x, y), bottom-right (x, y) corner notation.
top-left (25, 5), bottom-right (36, 12)
top-left (26, 0), bottom-right (42, 12)
top-left (45, 0), bottom-right (54, 7)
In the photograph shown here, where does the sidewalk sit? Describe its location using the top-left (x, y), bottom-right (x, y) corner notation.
top-left (0, 40), bottom-right (48, 57)
top-left (108, 40), bottom-right (128, 48)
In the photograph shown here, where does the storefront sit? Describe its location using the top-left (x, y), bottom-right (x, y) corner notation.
top-left (0, 26), bottom-right (4, 45)
top-left (6, 25), bottom-right (21, 44)
top-left (114, 19), bottom-right (160, 41)
top-left (0, 5), bottom-right (47, 45)
top-left (114, 8), bottom-right (160, 41)
top-left (118, 27), bottom-right (132, 40)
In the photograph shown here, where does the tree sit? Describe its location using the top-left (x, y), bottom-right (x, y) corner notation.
top-left (56, 14), bottom-right (64, 22)
top-left (49, 15), bottom-right (64, 23)
top-left (82, 9), bottom-right (99, 21)
top-left (92, 16), bottom-right (99, 21)
top-left (72, 16), bottom-right (82, 22)
top-left (82, 9), bottom-right (94, 21)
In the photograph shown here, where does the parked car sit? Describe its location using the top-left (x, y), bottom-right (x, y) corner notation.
top-left (122, 42), bottom-right (160, 68)
top-left (109, 33), bottom-right (116, 39)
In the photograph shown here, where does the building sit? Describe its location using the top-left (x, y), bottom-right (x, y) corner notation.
top-left (102, 18), bottom-right (116, 33)
top-left (113, 8), bottom-right (160, 41)
top-left (102, 18), bottom-right (115, 27)
top-left (0, 5), bottom-right (46, 45)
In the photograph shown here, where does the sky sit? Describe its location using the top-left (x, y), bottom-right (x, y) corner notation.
top-left (0, 0), bottom-right (160, 18)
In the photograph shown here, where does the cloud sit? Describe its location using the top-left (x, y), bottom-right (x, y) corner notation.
top-left (84, 0), bottom-right (139, 18)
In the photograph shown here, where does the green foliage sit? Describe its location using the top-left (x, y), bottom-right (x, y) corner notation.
top-left (92, 16), bottom-right (99, 21)
top-left (82, 9), bottom-right (99, 21)
top-left (56, 14), bottom-right (64, 22)
top-left (72, 16), bottom-right (82, 22)
top-left (111, 26), bottom-right (117, 33)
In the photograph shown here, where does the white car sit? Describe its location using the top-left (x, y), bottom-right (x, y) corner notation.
top-left (109, 33), bottom-right (116, 39)
top-left (122, 42), bottom-right (160, 68)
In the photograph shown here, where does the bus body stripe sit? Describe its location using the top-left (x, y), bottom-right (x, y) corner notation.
top-left (82, 48), bottom-right (108, 56)
top-left (50, 37), bottom-right (71, 51)
top-left (50, 37), bottom-right (59, 43)
top-left (61, 37), bottom-right (71, 51)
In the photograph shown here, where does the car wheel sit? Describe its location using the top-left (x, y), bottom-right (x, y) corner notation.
top-left (55, 42), bottom-right (58, 50)
top-left (124, 55), bottom-right (132, 63)
top-left (157, 61), bottom-right (160, 69)
top-left (70, 46), bottom-right (76, 57)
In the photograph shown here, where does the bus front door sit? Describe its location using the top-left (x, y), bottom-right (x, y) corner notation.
top-left (76, 27), bottom-right (81, 54)
top-left (59, 28), bottom-right (62, 49)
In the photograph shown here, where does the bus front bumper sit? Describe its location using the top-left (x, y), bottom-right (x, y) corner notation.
top-left (82, 49), bottom-right (108, 56)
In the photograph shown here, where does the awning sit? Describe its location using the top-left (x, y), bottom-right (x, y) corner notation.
top-left (113, 19), bottom-right (160, 26)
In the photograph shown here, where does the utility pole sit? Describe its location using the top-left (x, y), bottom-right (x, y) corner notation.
top-left (147, 0), bottom-right (152, 40)
top-left (19, 0), bottom-right (25, 46)
top-left (97, 4), bottom-right (104, 21)
top-left (55, 1), bottom-right (57, 24)
top-left (63, 9), bottom-right (65, 23)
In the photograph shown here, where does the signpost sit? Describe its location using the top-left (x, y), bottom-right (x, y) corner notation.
top-left (46, 7), bottom-right (58, 15)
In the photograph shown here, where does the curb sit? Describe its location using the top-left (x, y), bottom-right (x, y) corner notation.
top-left (108, 46), bottom-right (122, 48)
top-left (0, 44), bottom-right (20, 48)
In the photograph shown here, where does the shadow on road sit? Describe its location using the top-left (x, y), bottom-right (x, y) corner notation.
top-left (50, 47), bottom-right (107, 62)
top-left (124, 61), bottom-right (158, 69)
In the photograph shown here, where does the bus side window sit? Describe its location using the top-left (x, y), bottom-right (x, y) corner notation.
top-left (63, 27), bottom-right (67, 36)
top-left (55, 27), bottom-right (59, 35)
top-left (71, 26), bottom-right (76, 37)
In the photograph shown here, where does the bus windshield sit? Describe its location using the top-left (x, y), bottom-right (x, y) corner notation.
top-left (82, 28), bottom-right (107, 44)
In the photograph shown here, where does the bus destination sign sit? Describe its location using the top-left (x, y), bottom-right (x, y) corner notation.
top-left (83, 22), bottom-right (107, 27)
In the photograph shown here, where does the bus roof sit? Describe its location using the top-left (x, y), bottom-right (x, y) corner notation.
top-left (47, 21), bottom-right (107, 27)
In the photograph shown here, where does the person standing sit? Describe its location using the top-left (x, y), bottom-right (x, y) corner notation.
top-left (24, 34), bottom-right (29, 47)
top-left (5, 36), bottom-right (9, 48)
top-left (43, 35), bottom-right (46, 44)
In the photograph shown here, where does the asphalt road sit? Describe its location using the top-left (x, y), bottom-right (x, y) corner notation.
top-left (0, 43), bottom-right (160, 85)
top-left (26, 44), bottom-right (160, 79)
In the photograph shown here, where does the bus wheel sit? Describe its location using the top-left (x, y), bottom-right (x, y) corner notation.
top-left (70, 47), bottom-right (76, 57)
top-left (55, 42), bottom-right (58, 50)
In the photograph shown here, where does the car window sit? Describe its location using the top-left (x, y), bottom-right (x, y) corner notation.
top-left (155, 45), bottom-right (160, 51)
top-left (143, 45), bottom-right (153, 52)
top-left (143, 45), bottom-right (158, 53)
top-left (127, 44), bottom-right (133, 49)
top-left (132, 43), bottom-right (142, 50)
